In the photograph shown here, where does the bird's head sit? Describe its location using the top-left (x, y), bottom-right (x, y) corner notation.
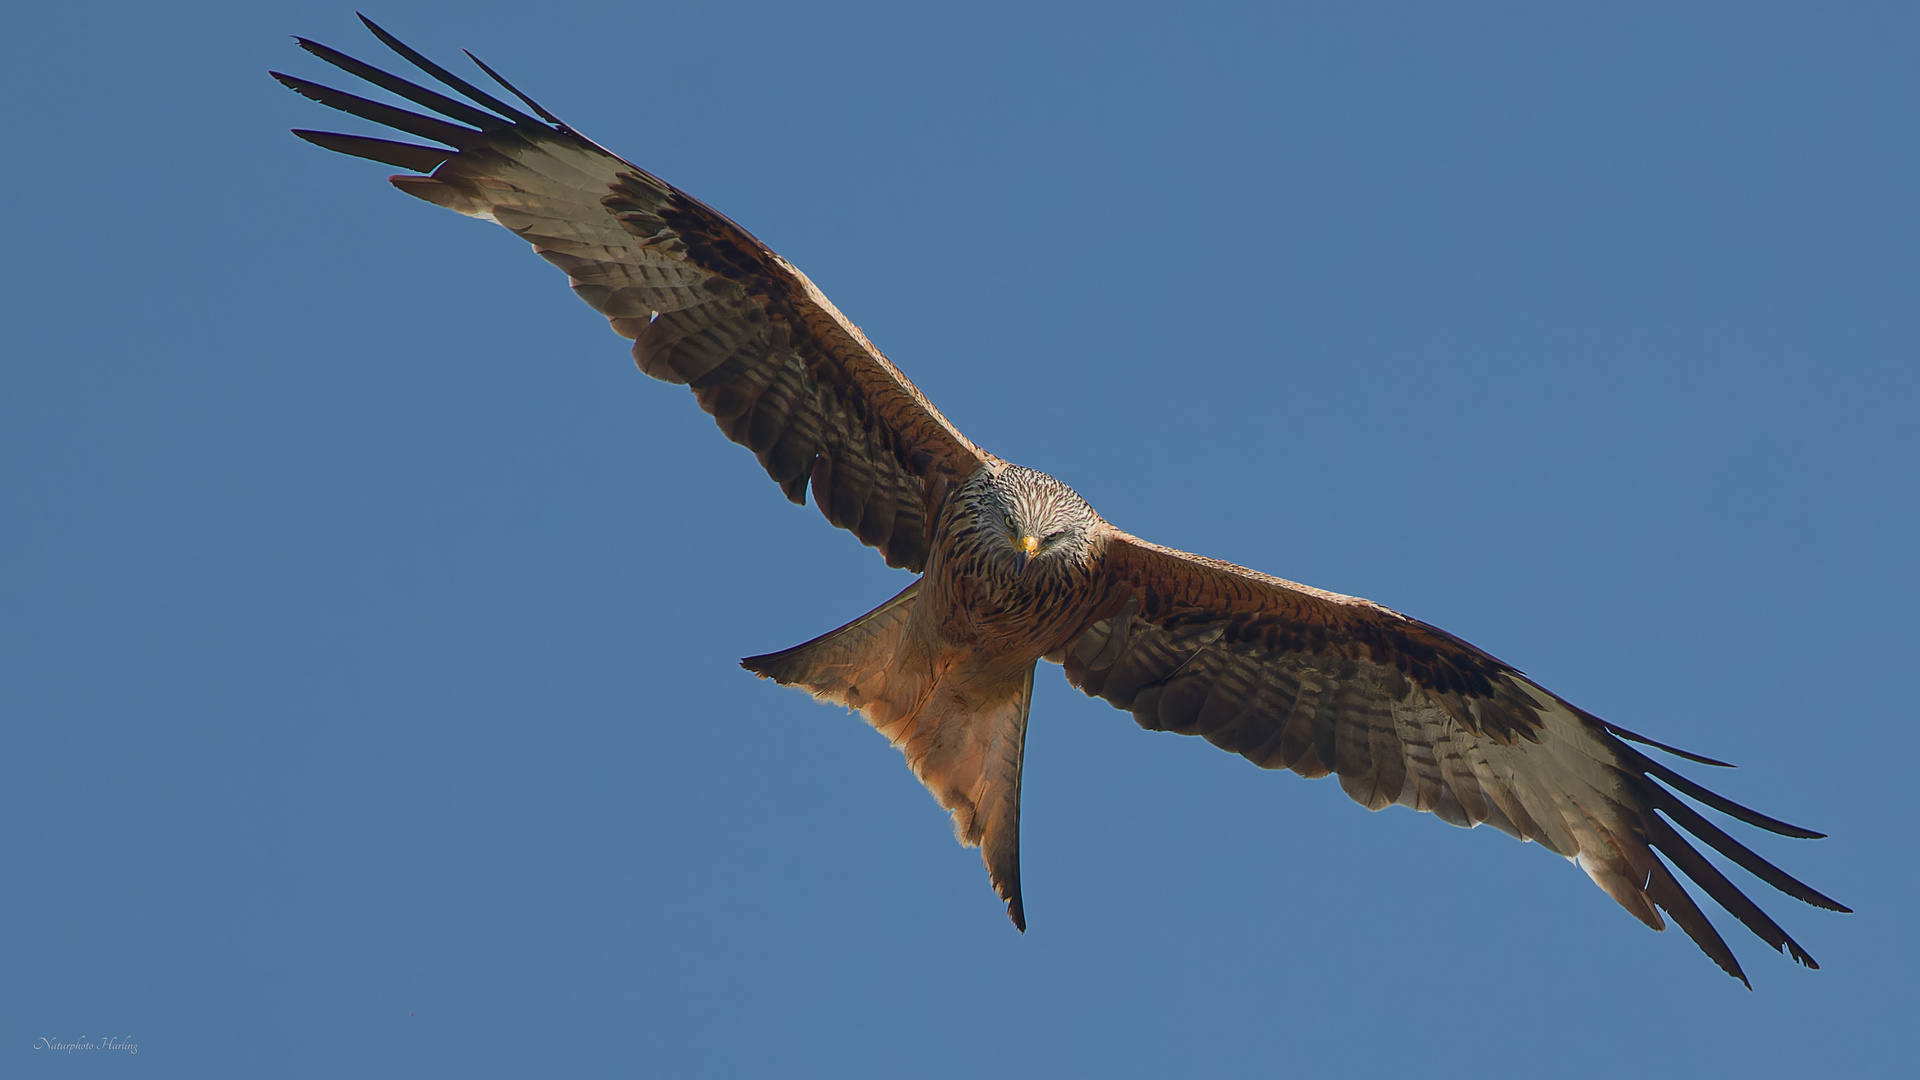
top-left (986, 466), bottom-right (1098, 580)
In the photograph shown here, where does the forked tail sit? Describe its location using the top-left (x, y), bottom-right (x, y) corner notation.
top-left (741, 582), bottom-right (1036, 930)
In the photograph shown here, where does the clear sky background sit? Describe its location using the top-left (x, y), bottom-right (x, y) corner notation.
top-left (4, 2), bottom-right (1914, 1076)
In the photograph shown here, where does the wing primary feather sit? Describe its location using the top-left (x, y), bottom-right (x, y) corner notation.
top-left (1644, 812), bottom-right (1820, 969)
top-left (1645, 782), bottom-right (1851, 912)
top-left (1642, 857), bottom-right (1751, 988)
top-left (294, 37), bottom-right (509, 130)
top-left (1604, 721), bottom-right (1736, 767)
top-left (355, 13), bottom-right (544, 127)
top-left (271, 72), bottom-right (484, 148)
top-left (462, 50), bottom-right (568, 127)
top-left (1616, 743), bottom-right (1826, 838)
top-left (291, 130), bottom-right (452, 172)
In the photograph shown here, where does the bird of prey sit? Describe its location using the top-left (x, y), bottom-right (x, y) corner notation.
top-left (278, 17), bottom-right (1846, 985)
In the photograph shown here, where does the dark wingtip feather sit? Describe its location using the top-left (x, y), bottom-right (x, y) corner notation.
top-left (1605, 722), bottom-right (1738, 768)
top-left (273, 71), bottom-right (483, 149)
top-left (1616, 743), bottom-right (1828, 838)
top-left (1646, 813), bottom-right (1822, 973)
top-left (1646, 782), bottom-right (1852, 913)
top-left (1644, 859), bottom-right (1751, 987)
top-left (464, 49), bottom-right (567, 128)
top-left (293, 35), bottom-right (507, 131)
top-left (355, 12), bottom-right (544, 127)
top-left (292, 129), bottom-right (452, 173)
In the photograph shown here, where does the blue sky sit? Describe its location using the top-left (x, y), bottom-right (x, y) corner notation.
top-left (3, 2), bottom-right (1914, 1076)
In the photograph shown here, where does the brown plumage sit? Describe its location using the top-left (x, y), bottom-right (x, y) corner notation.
top-left (280, 18), bottom-right (1847, 984)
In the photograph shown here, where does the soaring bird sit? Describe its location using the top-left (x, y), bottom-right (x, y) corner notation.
top-left (277, 17), bottom-right (1847, 985)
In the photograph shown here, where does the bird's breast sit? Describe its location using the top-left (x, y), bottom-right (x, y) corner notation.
top-left (925, 524), bottom-right (1098, 658)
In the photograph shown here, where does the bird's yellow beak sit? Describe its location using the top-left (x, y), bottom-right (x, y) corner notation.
top-left (1014, 534), bottom-right (1040, 575)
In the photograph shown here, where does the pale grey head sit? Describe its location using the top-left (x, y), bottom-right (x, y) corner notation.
top-left (980, 465), bottom-right (1100, 580)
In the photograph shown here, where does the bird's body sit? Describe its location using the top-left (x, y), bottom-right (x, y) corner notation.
top-left (748, 464), bottom-right (1109, 927)
top-left (280, 18), bottom-right (1846, 984)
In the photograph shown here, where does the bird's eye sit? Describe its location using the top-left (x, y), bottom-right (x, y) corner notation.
top-left (1043, 530), bottom-right (1067, 545)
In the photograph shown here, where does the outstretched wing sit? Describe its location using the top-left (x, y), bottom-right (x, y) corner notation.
top-left (1059, 529), bottom-right (1847, 985)
top-left (277, 17), bottom-right (988, 572)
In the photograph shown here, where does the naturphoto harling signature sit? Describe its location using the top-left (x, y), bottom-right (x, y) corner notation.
top-left (32, 1035), bottom-right (138, 1055)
